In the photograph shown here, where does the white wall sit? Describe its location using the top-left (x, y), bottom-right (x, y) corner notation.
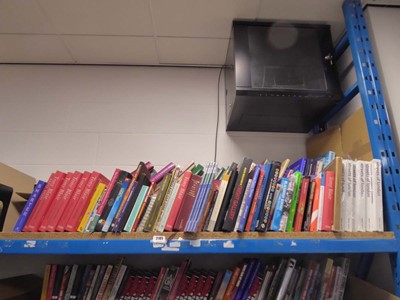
top-left (0, 64), bottom-right (307, 182)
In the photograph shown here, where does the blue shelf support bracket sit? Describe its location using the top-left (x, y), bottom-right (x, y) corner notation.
top-left (343, 0), bottom-right (400, 295)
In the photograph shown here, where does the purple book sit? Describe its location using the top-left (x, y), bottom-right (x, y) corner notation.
top-left (13, 180), bottom-right (46, 232)
top-left (283, 157), bottom-right (308, 178)
top-left (150, 162), bottom-right (175, 183)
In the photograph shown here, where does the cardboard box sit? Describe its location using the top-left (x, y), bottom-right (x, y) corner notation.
top-left (0, 163), bottom-right (36, 232)
top-left (306, 107), bottom-right (373, 160)
top-left (344, 276), bottom-right (400, 300)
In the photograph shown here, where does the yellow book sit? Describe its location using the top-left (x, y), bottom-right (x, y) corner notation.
top-left (40, 264), bottom-right (51, 300)
top-left (77, 182), bottom-right (107, 232)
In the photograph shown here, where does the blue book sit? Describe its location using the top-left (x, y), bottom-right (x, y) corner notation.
top-left (323, 151), bottom-right (336, 168)
top-left (185, 162), bottom-right (212, 232)
top-left (250, 162), bottom-right (272, 231)
top-left (13, 180), bottom-right (46, 232)
top-left (234, 259), bottom-right (258, 300)
top-left (123, 185), bottom-right (149, 232)
top-left (270, 178), bottom-right (289, 231)
top-left (283, 157), bottom-right (309, 177)
top-left (241, 259), bottom-right (261, 299)
top-left (237, 165), bottom-right (261, 232)
top-left (192, 163), bottom-right (218, 232)
top-left (101, 179), bottom-right (130, 232)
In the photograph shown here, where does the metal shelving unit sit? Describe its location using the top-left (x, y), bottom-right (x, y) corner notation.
top-left (0, 0), bottom-right (399, 296)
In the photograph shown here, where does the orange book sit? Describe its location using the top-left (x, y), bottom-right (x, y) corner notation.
top-left (310, 177), bottom-right (321, 232)
top-left (55, 171), bottom-right (91, 232)
top-left (65, 171), bottom-right (109, 232)
top-left (222, 265), bottom-right (242, 300)
top-left (23, 171), bottom-right (66, 232)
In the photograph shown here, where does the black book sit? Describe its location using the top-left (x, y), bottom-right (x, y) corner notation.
top-left (51, 264), bottom-right (64, 300)
top-left (118, 173), bottom-right (151, 232)
top-left (69, 265), bottom-right (85, 300)
top-left (266, 258), bottom-right (288, 300)
top-left (90, 265), bottom-right (107, 300)
top-left (222, 157), bottom-right (253, 232)
top-left (302, 178), bottom-right (316, 231)
top-left (76, 264), bottom-right (93, 300)
top-left (214, 163), bottom-right (238, 231)
top-left (94, 170), bottom-right (132, 232)
top-left (256, 161), bottom-right (281, 232)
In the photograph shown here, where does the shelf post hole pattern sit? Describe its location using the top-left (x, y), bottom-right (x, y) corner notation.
top-left (343, 0), bottom-right (400, 294)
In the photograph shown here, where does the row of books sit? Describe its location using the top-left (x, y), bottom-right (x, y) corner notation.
top-left (13, 152), bottom-right (384, 233)
top-left (40, 256), bottom-right (350, 300)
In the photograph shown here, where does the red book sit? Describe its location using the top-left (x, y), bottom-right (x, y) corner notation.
top-left (94, 168), bottom-right (121, 220)
top-left (65, 171), bottom-right (109, 232)
top-left (245, 169), bottom-right (265, 232)
top-left (201, 273), bottom-right (215, 299)
top-left (322, 171), bottom-right (335, 231)
top-left (185, 273), bottom-right (199, 299)
top-left (55, 171), bottom-right (91, 232)
top-left (46, 264), bottom-right (58, 300)
top-left (23, 171), bottom-right (66, 232)
top-left (145, 275), bottom-right (157, 299)
top-left (46, 171), bottom-right (82, 232)
top-left (167, 259), bottom-right (191, 300)
top-left (222, 266), bottom-right (241, 300)
top-left (151, 267), bottom-right (168, 300)
top-left (293, 176), bottom-right (310, 232)
top-left (164, 171), bottom-right (192, 232)
top-left (38, 173), bottom-right (72, 232)
top-left (173, 174), bottom-right (202, 232)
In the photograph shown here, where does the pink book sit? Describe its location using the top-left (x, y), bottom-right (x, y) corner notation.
top-left (23, 171), bottom-right (66, 232)
top-left (65, 171), bottom-right (109, 232)
top-left (55, 171), bottom-right (91, 232)
top-left (46, 171), bottom-right (82, 232)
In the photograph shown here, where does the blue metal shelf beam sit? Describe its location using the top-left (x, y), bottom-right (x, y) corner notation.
top-left (0, 237), bottom-right (397, 255)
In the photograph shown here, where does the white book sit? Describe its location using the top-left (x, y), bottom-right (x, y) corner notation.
top-left (349, 160), bottom-right (356, 232)
top-left (108, 264), bottom-right (127, 300)
top-left (354, 161), bottom-right (366, 231)
top-left (340, 160), bottom-right (347, 231)
top-left (206, 170), bottom-right (230, 232)
top-left (372, 159), bottom-right (384, 232)
top-left (276, 258), bottom-right (297, 300)
top-left (365, 161), bottom-right (374, 232)
top-left (64, 264), bottom-right (78, 300)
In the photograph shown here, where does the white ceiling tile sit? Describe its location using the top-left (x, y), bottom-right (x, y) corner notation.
top-left (151, 0), bottom-right (233, 38)
top-left (63, 35), bottom-right (158, 65)
top-left (234, 0), bottom-right (261, 19)
top-left (258, 0), bottom-right (345, 42)
top-left (38, 0), bottom-right (154, 36)
top-left (0, 0), bottom-right (55, 34)
top-left (0, 35), bottom-right (74, 63)
top-left (157, 37), bottom-right (228, 65)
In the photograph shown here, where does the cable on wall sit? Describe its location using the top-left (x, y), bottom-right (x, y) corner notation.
top-left (214, 66), bottom-right (224, 162)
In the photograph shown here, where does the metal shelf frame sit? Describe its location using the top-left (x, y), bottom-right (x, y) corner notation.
top-left (1, 0), bottom-right (400, 295)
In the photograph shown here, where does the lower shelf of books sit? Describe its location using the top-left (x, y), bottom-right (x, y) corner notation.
top-left (0, 232), bottom-right (396, 255)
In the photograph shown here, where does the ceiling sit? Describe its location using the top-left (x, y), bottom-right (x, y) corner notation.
top-left (0, 0), bottom-right (347, 67)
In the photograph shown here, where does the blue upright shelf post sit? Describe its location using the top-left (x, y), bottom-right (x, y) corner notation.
top-left (342, 0), bottom-right (400, 295)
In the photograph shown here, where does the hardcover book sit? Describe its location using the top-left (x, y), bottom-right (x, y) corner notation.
top-left (286, 171), bottom-right (303, 232)
top-left (222, 157), bottom-right (253, 232)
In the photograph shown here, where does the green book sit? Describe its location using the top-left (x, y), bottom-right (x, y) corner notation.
top-left (286, 171), bottom-right (303, 232)
top-left (123, 185), bottom-right (150, 232)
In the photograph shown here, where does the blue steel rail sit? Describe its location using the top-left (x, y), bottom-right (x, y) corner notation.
top-left (0, 233), bottom-right (396, 255)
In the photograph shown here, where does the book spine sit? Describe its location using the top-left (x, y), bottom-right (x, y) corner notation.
top-left (278, 175), bottom-right (296, 231)
top-left (372, 159), bottom-right (383, 232)
top-left (365, 161), bottom-right (373, 232)
top-left (256, 162), bottom-right (281, 232)
top-left (340, 160), bottom-right (350, 232)
top-left (293, 177), bottom-right (310, 232)
top-left (95, 265), bottom-right (113, 300)
top-left (276, 258), bottom-right (296, 300)
top-left (132, 183), bottom-right (155, 232)
top-left (206, 171), bottom-right (230, 232)
top-left (222, 266), bottom-right (241, 300)
top-left (354, 161), bottom-right (366, 231)
top-left (137, 193), bottom-right (157, 232)
top-left (89, 168), bottom-right (121, 232)
top-left (40, 264), bottom-right (51, 300)
top-left (66, 172), bottom-right (109, 232)
top-left (39, 172), bottom-right (73, 232)
top-left (165, 172), bottom-right (192, 232)
top-left (222, 158), bottom-right (252, 232)
top-left (24, 171), bottom-right (66, 232)
top-left (150, 162), bottom-right (175, 183)
top-left (101, 178), bottom-right (130, 232)
top-left (310, 177), bottom-right (321, 232)
top-left (14, 180), bottom-right (46, 232)
top-left (55, 171), bottom-right (91, 232)
top-left (286, 171), bottom-right (303, 232)
top-left (64, 264), bottom-right (78, 300)
top-left (173, 175), bottom-right (202, 232)
top-left (199, 180), bottom-right (220, 232)
top-left (302, 178), bottom-right (316, 232)
top-left (269, 179), bottom-right (288, 231)
top-left (215, 270), bottom-right (232, 300)
top-left (250, 164), bottom-right (272, 231)
top-left (46, 264), bottom-right (57, 300)
top-left (317, 172), bottom-right (326, 231)
top-left (245, 169), bottom-right (265, 232)
top-left (321, 171), bottom-right (335, 231)
top-left (57, 265), bottom-right (72, 300)
top-left (123, 185), bottom-right (149, 232)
